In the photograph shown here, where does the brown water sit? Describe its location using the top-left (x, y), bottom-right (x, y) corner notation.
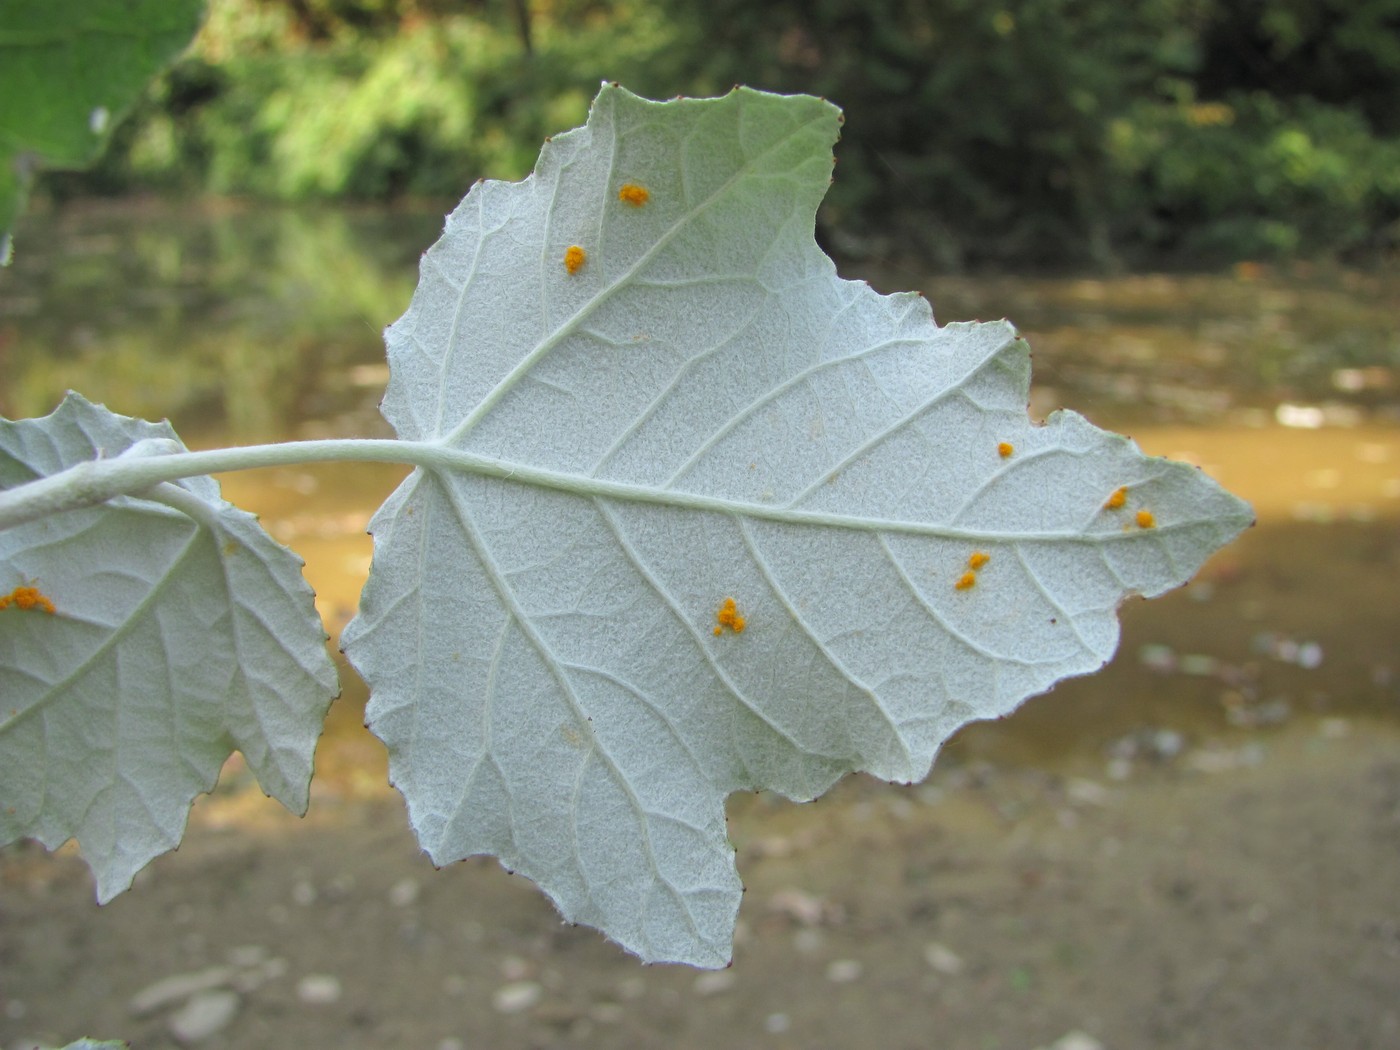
top-left (3, 200), bottom-right (1399, 785)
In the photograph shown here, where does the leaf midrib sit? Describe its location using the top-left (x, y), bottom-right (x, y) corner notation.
top-left (405, 440), bottom-right (1234, 544)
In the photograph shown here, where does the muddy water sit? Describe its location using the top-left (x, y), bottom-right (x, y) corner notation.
top-left (4, 202), bottom-right (1398, 788)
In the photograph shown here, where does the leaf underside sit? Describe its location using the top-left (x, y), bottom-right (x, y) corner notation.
top-left (342, 84), bottom-right (1254, 967)
top-left (0, 394), bottom-right (338, 902)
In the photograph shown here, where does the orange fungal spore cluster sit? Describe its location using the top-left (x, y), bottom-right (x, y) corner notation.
top-left (997, 442), bottom-right (1014, 458)
top-left (1103, 484), bottom-right (1157, 529)
top-left (713, 596), bottom-right (746, 635)
top-left (559, 184), bottom-right (650, 280)
top-left (0, 585), bottom-right (56, 614)
top-left (955, 551), bottom-right (991, 591)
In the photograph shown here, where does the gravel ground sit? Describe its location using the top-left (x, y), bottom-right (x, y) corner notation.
top-left (3, 713), bottom-right (1398, 1050)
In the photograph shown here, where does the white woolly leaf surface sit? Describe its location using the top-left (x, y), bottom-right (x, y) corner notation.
top-left (342, 84), bottom-right (1253, 967)
top-left (0, 394), bottom-right (338, 901)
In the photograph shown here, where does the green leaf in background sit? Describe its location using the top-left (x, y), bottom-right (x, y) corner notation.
top-left (341, 85), bottom-right (1254, 967)
top-left (0, 0), bottom-right (204, 262)
top-left (0, 393), bottom-right (337, 902)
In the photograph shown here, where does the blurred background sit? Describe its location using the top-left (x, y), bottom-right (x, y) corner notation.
top-left (27, 0), bottom-right (1400, 268)
top-left (2, 2), bottom-right (1399, 1049)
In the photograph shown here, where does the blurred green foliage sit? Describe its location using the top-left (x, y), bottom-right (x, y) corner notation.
top-left (0, 0), bottom-right (203, 262)
top-left (50, 0), bottom-right (1400, 267)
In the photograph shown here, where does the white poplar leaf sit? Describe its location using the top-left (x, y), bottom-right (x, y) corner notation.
top-left (341, 84), bottom-right (1253, 967)
top-left (0, 393), bottom-right (338, 901)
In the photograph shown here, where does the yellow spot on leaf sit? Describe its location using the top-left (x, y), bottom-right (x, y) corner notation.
top-left (1136, 509), bottom-right (1156, 529)
top-left (0, 585), bottom-right (56, 614)
top-left (967, 551), bottom-right (990, 570)
top-left (564, 244), bottom-right (587, 274)
top-left (618, 183), bottom-right (650, 207)
top-left (1105, 486), bottom-right (1128, 510)
top-left (954, 571), bottom-right (977, 591)
top-left (715, 596), bottom-right (746, 634)
top-left (998, 442), bottom-right (1014, 458)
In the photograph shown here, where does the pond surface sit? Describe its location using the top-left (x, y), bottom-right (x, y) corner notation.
top-left (3, 200), bottom-right (1399, 781)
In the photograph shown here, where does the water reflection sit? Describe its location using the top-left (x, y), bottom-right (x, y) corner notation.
top-left (1, 200), bottom-right (444, 439)
top-left (859, 262), bottom-right (1400, 430)
top-left (6, 203), bottom-right (1397, 437)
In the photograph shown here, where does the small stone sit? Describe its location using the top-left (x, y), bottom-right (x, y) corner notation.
top-left (765, 1012), bottom-right (791, 1034)
top-left (1178, 653), bottom-right (1218, 677)
top-left (1186, 747), bottom-right (1240, 773)
top-left (1105, 757), bottom-right (1133, 781)
top-left (1044, 1031), bottom-right (1105, 1050)
top-left (167, 989), bottom-right (239, 1044)
top-left (768, 888), bottom-right (829, 926)
top-left (1226, 698), bottom-right (1291, 728)
top-left (885, 795), bottom-right (915, 819)
top-left (825, 959), bottom-right (862, 983)
top-left (225, 945), bottom-right (268, 968)
top-left (291, 880), bottom-right (317, 906)
top-left (129, 967), bottom-right (235, 1016)
top-left (591, 1002), bottom-right (625, 1024)
top-left (492, 980), bottom-right (542, 1014)
top-left (389, 877), bottom-right (420, 907)
top-left (692, 971), bottom-right (736, 996)
top-left (1320, 717), bottom-right (1351, 739)
top-left (1066, 779), bottom-right (1111, 807)
top-left (1276, 403), bottom-right (1324, 429)
top-left (296, 974), bottom-right (342, 1005)
top-left (1150, 729), bottom-right (1186, 759)
top-left (732, 917), bottom-right (752, 945)
top-left (500, 955), bottom-right (532, 981)
top-left (229, 955), bottom-right (289, 996)
top-left (1138, 643), bottom-right (1176, 673)
top-left (227, 947), bottom-right (280, 993)
top-left (924, 942), bottom-right (964, 976)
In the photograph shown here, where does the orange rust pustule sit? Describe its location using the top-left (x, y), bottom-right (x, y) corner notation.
top-left (0, 585), bottom-right (56, 614)
top-left (715, 596), bottom-right (746, 634)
